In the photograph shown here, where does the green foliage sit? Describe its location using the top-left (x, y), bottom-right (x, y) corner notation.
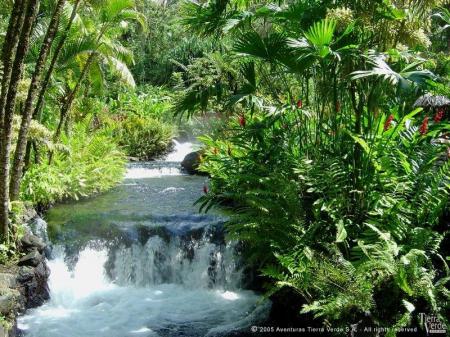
top-left (109, 86), bottom-right (175, 121)
top-left (112, 115), bottom-right (174, 160)
top-left (20, 123), bottom-right (126, 206)
top-left (129, 0), bottom-right (215, 85)
top-left (99, 86), bottom-right (177, 159)
top-left (196, 102), bottom-right (449, 331)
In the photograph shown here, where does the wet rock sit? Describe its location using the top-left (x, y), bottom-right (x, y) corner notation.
top-left (20, 234), bottom-right (45, 254)
top-left (17, 263), bottom-right (50, 309)
top-left (17, 266), bottom-right (35, 283)
top-left (181, 151), bottom-right (204, 175)
top-left (27, 218), bottom-right (50, 247)
top-left (18, 251), bottom-right (42, 267)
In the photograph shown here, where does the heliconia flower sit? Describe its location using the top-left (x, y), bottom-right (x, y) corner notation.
top-left (434, 109), bottom-right (444, 123)
top-left (238, 115), bottom-right (246, 127)
top-left (335, 101), bottom-right (341, 112)
top-left (384, 114), bottom-right (394, 131)
top-left (203, 185), bottom-right (208, 194)
top-left (419, 116), bottom-right (429, 135)
top-left (297, 99), bottom-right (303, 109)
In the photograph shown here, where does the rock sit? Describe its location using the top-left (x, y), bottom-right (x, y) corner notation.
top-left (18, 251), bottom-right (42, 267)
top-left (16, 266), bottom-right (34, 283)
top-left (0, 274), bottom-right (16, 289)
top-left (27, 218), bottom-right (50, 246)
top-left (181, 151), bottom-right (204, 175)
top-left (19, 206), bottom-right (38, 225)
top-left (16, 263), bottom-right (50, 309)
top-left (0, 290), bottom-right (20, 315)
top-left (20, 233), bottom-right (45, 253)
top-left (0, 324), bottom-right (7, 337)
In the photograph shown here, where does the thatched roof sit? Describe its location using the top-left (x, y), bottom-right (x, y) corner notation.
top-left (413, 94), bottom-right (450, 109)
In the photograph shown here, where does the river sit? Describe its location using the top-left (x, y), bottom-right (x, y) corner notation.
top-left (18, 141), bottom-right (270, 337)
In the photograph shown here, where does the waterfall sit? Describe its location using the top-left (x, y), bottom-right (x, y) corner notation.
top-left (18, 142), bottom-right (270, 337)
top-left (109, 229), bottom-right (241, 289)
top-left (125, 141), bottom-right (195, 179)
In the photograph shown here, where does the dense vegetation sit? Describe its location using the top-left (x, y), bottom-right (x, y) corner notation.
top-left (181, 0), bottom-right (450, 334)
top-left (0, 0), bottom-right (449, 335)
top-left (0, 0), bottom-right (177, 239)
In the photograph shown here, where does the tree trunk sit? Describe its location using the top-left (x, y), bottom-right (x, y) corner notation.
top-left (49, 52), bottom-right (96, 164)
top-left (0, 0), bottom-right (26, 130)
top-left (32, 0), bottom-right (82, 120)
top-left (0, 0), bottom-right (40, 241)
top-left (9, 0), bottom-right (66, 201)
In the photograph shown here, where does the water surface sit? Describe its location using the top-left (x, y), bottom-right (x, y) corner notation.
top-left (18, 142), bottom-right (269, 337)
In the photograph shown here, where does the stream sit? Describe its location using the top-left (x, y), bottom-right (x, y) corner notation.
top-left (17, 141), bottom-right (270, 337)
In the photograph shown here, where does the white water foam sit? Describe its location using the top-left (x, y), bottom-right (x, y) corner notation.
top-left (124, 141), bottom-right (195, 179)
top-left (111, 236), bottom-right (241, 289)
top-left (165, 140), bottom-right (195, 162)
top-left (18, 245), bottom-right (268, 337)
top-left (18, 140), bottom-right (270, 337)
top-left (124, 166), bottom-right (182, 179)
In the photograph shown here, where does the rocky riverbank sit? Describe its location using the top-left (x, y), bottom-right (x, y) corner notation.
top-left (0, 210), bottom-right (50, 337)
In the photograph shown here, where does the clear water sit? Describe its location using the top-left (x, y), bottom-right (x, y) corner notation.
top-left (18, 141), bottom-right (270, 337)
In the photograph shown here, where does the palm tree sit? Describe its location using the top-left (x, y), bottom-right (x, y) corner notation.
top-left (51, 0), bottom-right (145, 148)
top-left (0, 0), bottom-right (40, 241)
top-left (9, 0), bottom-right (66, 201)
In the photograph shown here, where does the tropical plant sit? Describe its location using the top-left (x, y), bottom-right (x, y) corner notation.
top-left (21, 122), bottom-right (126, 206)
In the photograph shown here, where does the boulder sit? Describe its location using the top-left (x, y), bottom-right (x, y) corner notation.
top-left (0, 274), bottom-right (16, 289)
top-left (0, 289), bottom-right (20, 315)
top-left (20, 233), bottom-right (45, 254)
top-left (181, 151), bottom-right (204, 175)
top-left (18, 250), bottom-right (42, 268)
top-left (0, 325), bottom-right (6, 337)
top-left (16, 263), bottom-right (50, 309)
top-left (16, 267), bottom-right (34, 284)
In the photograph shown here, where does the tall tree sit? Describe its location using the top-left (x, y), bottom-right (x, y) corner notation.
top-left (0, 0), bottom-right (40, 241)
top-left (32, 0), bottom-right (82, 121)
top-left (9, 0), bottom-right (66, 201)
top-left (0, 0), bottom-right (26, 130)
top-left (50, 0), bottom-right (145, 156)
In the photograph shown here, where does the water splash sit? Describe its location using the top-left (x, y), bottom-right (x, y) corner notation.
top-left (110, 233), bottom-right (241, 289)
top-left (165, 140), bottom-right (195, 162)
top-left (124, 141), bottom-right (195, 179)
top-left (19, 239), bottom-right (269, 337)
top-left (18, 142), bottom-right (271, 337)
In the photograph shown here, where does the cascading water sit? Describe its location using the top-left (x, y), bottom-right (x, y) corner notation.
top-left (18, 141), bottom-right (270, 337)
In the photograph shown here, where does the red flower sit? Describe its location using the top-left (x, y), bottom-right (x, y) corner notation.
top-left (419, 116), bottom-right (429, 135)
top-left (297, 99), bottom-right (303, 109)
top-left (203, 185), bottom-right (208, 194)
top-left (238, 115), bottom-right (246, 127)
top-left (434, 109), bottom-right (444, 123)
top-left (384, 114), bottom-right (394, 131)
top-left (335, 101), bottom-right (341, 112)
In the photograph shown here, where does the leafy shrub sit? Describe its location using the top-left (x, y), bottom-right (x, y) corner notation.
top-left (20, 124), bottom-right (126, 206)
top-left (112, 115), bottom-right (174, 160)
top-left (197, 108), bottom-right (450, 333)
top-left (109, 86), bottom-right (175, 121)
